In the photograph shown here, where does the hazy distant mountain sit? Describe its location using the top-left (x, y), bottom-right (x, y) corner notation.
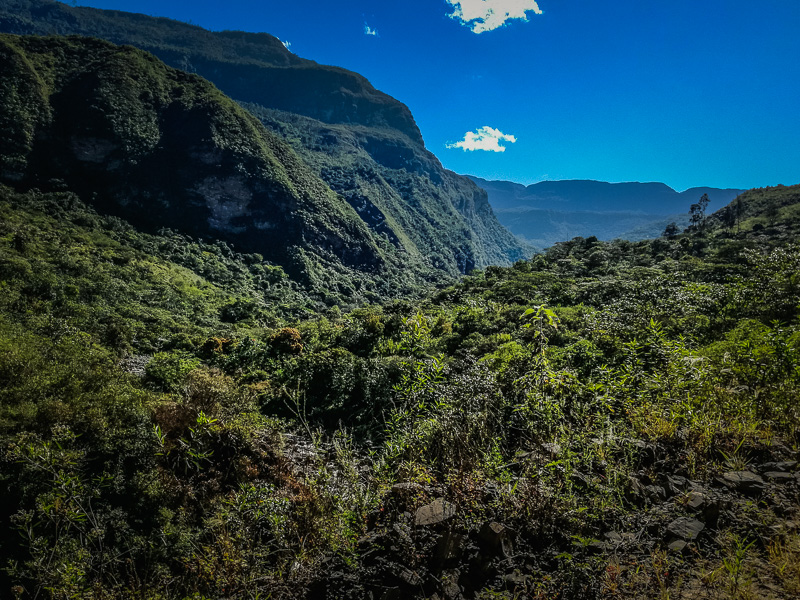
top-left (468, 176), bottom-right (744, 247)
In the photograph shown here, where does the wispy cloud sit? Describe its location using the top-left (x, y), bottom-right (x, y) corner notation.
top-left (446, 126), bottom-right (517, 152)
top-left (446, 0), bottom-right (543, 33)
top-left (364, 23), bottom-right (378, 36)
top-left (281, 39), bottom-right (292, 50)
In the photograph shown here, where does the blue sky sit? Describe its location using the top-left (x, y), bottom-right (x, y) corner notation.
top-left (73, 0), bottom-right (800, 191)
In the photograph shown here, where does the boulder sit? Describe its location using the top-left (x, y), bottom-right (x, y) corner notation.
top-left (479, 522), bottom-right (514, 558)
top-left (721, 471), bottom-right (765, 494)
top-left (415, 498), bottom-right (456, 526)
top-left (666, 517), bottom-right (704, 541)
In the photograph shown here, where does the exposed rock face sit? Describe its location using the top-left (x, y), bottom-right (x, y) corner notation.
top-left (194, 176), bottom-right (252, 234)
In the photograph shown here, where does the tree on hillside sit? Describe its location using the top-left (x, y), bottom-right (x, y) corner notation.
top-left (719, 205), bottom-right (736, 231)
top-left (662, 222), bottom-right (679, 238)
top-left (689, 193), bottom-right (710, 232)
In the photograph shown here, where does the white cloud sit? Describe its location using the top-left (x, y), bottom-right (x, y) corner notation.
top-left (446, 0), bottom-right (543, 33)
top-left (281, 40), bottom-right (292, 50)
top-left (364, 23), bottom-right (378, 36)
top-left (446, 126), bottom-right (517, 152)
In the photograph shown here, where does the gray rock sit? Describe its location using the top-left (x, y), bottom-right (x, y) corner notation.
top-left (667, 517), bottom-right (705, 541)
top-left (646, 485), bottom-right (667, 501)
top-left (764, 471), bottom-right (795, 483)
top-left (627, 475), bottom-right (645, 498)
top-left (435, 531), bottom-right (465, 563)
top-left (415, 498), bottom-right (456, 526)
top-left (391, 482), bottom-right (424, 495)
top-left (399, 568), bottom-right (422, 587)
top-left (603, 531), bottom-right (636, 547)
top-left (501, 572), bottom-right (532, 588)
top-left (721, 471), bottom-right (765, 493)
top-left (668, 539), bottom-right (688, 552)
top-left (479, 521), bottom-right (514, 557)
top-left (685, 490), bottom-right (707, 512)
top-left (759, 461), bottom-right (797, 473)
top-left (687, 480), bottom-right (706, 492)
top-left (441, 569), bottom-right (462, 599)
top-left (663, 475), bottom-right (688, 497)
top-left (392, 523), bottom-right (414, 546)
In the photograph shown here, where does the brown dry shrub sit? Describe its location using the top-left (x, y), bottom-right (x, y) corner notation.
top-left (269, 327), bottom-right (303, 354)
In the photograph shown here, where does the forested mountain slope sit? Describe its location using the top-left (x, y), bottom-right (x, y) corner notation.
top-left (247, 106), bottom-right (524, 272)
top-left (1, 175), bottom-right (799, 598)
top-left (0, 0), bottom-right (529, 277)
top-left (0, 33), bottom-right (411, 300)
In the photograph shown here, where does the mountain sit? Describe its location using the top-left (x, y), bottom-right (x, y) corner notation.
top-left (244, 106), bottom-right (527, 273)
top-left (469, 177), bottom-right (743, 213)
top-left (0, 0), bottom-right (422, 143)
top-left (468, 176), bottom-right (744, 247)
top-left (0, 0), bottom-right (529, 286)
top-left (0, 34), bottom-right (402, 299)
top-left (704, 183), bottom-right (800, 244)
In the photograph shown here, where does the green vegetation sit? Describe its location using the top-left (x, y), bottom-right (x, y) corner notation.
top-left (0, 0), bottom-right (423, 142)
top-left (1, 179), bottom-right (799, 598)
top-left (245, 104), bottom-right (530, 276)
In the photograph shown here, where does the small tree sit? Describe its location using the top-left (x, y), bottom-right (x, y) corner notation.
top-left (719, 205), bottom-right (736, 231)
top-left (662, 222), bottom-right (679, 239)
top-left (689, 193), bottom-right (710, 231)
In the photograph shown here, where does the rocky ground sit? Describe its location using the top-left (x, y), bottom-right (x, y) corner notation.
top-left (295, 437), bottom-right (800, 599)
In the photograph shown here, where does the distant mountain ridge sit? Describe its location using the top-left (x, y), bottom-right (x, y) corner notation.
top-left (468, 176), bottom-right (745, 247)
top-left (0, 0), bottom-right (423, 143)
top-left (469, 177), bottom-right (744, 214)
